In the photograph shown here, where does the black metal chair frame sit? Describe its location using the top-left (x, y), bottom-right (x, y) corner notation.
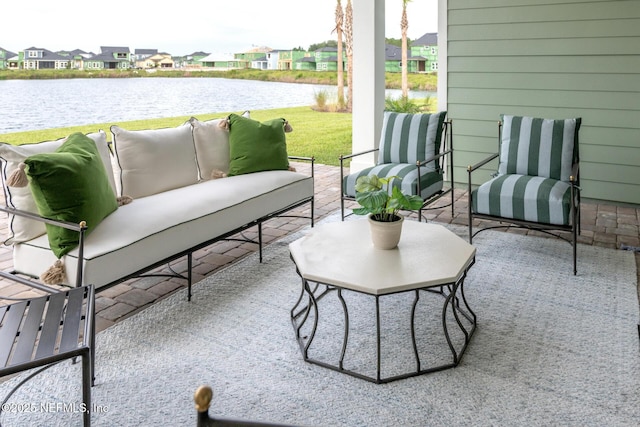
top-left (0, 285), bottom-right (95, 427)
top-left (339, 120), bottom-right (454, 222)
top-left (467, 120), bottom-right (581, 275)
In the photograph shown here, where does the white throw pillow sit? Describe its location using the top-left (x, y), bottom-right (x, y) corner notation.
top-left (0, 130), bottom-right (115, 244)
top-left (190, 111), bottom-right (250, 180)
top-left (190, 118), bottom-right (230, 179)
top-left (111, 123), bottom-right (198, 198)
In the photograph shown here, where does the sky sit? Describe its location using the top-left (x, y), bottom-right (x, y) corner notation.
top-left (1, 0), bottom-right (438, 56)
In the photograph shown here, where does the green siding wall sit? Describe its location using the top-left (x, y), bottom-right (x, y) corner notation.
top-left (447, 0), bottom-right (640, 204)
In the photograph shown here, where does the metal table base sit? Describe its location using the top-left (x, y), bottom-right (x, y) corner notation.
top-left (290, 261), bottom-right (476, 384)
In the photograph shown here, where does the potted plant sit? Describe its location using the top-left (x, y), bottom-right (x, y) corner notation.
top-left (353, 175), bottom-right (424, 249)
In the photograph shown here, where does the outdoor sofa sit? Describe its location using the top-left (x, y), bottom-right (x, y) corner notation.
top-left (0, 112), bottom-right (314, 298)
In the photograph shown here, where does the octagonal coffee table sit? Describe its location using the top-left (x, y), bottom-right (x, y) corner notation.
top-left (289, 218), bottom-right (477, 383)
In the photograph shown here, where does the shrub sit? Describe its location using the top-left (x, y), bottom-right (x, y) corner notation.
top-left (384, 96), bottom-right (434, 114)
top-left (314, 89), bottom-right (329, 110)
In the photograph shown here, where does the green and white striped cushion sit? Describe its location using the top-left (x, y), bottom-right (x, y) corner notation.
top-left (378, 111), bottom-right (447, 171)
top-left (498, 115), bottom-right (581, 182)
top-left (343, 163), bottom-right (443, 200)
top-left (472, 174), bottom-right (572, 226)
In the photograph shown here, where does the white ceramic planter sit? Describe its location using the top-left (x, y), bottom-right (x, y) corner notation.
top-left (368, 214), bottom-right (404, 250)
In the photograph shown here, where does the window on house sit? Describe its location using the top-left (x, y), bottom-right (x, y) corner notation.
top-left (116, 53), bottom-right (127, 59)
top-left (28, 51), bottom-right (38, 58)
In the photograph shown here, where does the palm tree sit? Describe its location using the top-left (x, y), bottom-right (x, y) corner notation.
top-left (344, 0), bottom-right (354, 111)
top-left (334, 0), bottom-right (345, 110)
top-left (401, 0), bottom-right (413, 98)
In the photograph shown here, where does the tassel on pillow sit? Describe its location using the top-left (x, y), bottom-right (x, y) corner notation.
top-left (41, 219), bottom-right (87, 285)
top-left (218, 118), bottom-right (230, 131)
top-left (211, 170), bottom-right (227, 180)
top-left (117, 195), bottom-right (133, 206)
top-left (40, 259), bottom-right (66, 285)
top-left (284, 121), bottom-right (293, 133)
top-left (7, 163), bottom-right (29, 187)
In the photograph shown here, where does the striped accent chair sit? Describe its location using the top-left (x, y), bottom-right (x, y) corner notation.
top-left (468, 114), bottom-right (582, 274)
top-left (340, 111), bottom-right (453, 221)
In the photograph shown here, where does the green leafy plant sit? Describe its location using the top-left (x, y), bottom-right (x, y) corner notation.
top-left (384, 95), bottom-right (427, 113)
top-left (353, 174), bottom-right (424, 222)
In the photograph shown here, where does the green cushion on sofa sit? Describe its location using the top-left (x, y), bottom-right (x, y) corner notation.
top-left (227, 113), bottom-right (289, 176)
top-left (25, 132), bottom-right (118, 258)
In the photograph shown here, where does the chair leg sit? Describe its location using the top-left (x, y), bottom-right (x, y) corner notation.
top-left (90, 318), bottom-right (96, 388)
top-left (572, 195), bottom-right (579, 275)
top-left (467, 197), bottom-right (474, 244)
top-left (467, 173), bottom-right (473, 244)
top-left (450, 185), bottom-right (455, 218)
top-left (573, 222), bottom-right (578, 276)
top-left (82, 350), bottom-right (92, 426)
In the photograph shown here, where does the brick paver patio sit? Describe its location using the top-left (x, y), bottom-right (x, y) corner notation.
top-left (1, 162), bottom-right (638, 332)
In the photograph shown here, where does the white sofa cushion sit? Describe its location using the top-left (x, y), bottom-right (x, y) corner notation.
top-left (111, 123), bottom-right (198, 198)
top-left (190, 111), bottom-right (249, 180)
top-left (13, 170), bottom-right (314, 287)
top-left (0, 131), bottom-right (114, 243)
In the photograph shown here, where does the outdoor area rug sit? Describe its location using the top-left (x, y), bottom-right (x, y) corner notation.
top-left (1, 215), bottom-right (638, 426)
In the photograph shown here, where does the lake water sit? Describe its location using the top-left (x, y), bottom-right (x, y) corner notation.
top-left (0, 78), bottom-right (432, 134)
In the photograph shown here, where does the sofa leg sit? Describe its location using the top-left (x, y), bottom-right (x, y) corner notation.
top-left (258, 223), bottom-right (263, 263)
top-left (187, 253), bottom-right (193, 301)
top-left (311, 198), bottom-right (315, 227)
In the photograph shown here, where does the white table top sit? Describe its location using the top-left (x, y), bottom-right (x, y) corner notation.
top-left (289, 219), bottom-right (476, 296)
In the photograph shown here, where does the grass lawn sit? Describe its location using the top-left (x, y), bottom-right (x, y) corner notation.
top-left (0, 107), bottom-right (353, 167)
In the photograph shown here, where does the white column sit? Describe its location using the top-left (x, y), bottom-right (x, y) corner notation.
top-left (437, 0), bottom-right (448, 111)
top-left (351, 0), bottom-right (386, 173)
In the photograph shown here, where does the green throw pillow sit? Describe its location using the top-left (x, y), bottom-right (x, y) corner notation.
top-left (227, 113), bottom-right (289, 176)
top-left (25, 132), bottom-right (118, 258)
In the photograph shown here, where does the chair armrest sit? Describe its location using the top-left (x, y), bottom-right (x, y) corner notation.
top-left (339, 148), bottom-right (379, 163)
top-left (338, 149), bottom-right (379, 200)
top-left (418, 148), bottom-right (452, 167)
top-left (288, 155), bottom-right (315, 178)
top-left (467, 153), bottom-right (499, 174)
top-left (0, 205), bottom-right (87, 290)
top-left (0, 205), bottom-right (86, 232)
top-left (288, 155), bottom-right (314, 162)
